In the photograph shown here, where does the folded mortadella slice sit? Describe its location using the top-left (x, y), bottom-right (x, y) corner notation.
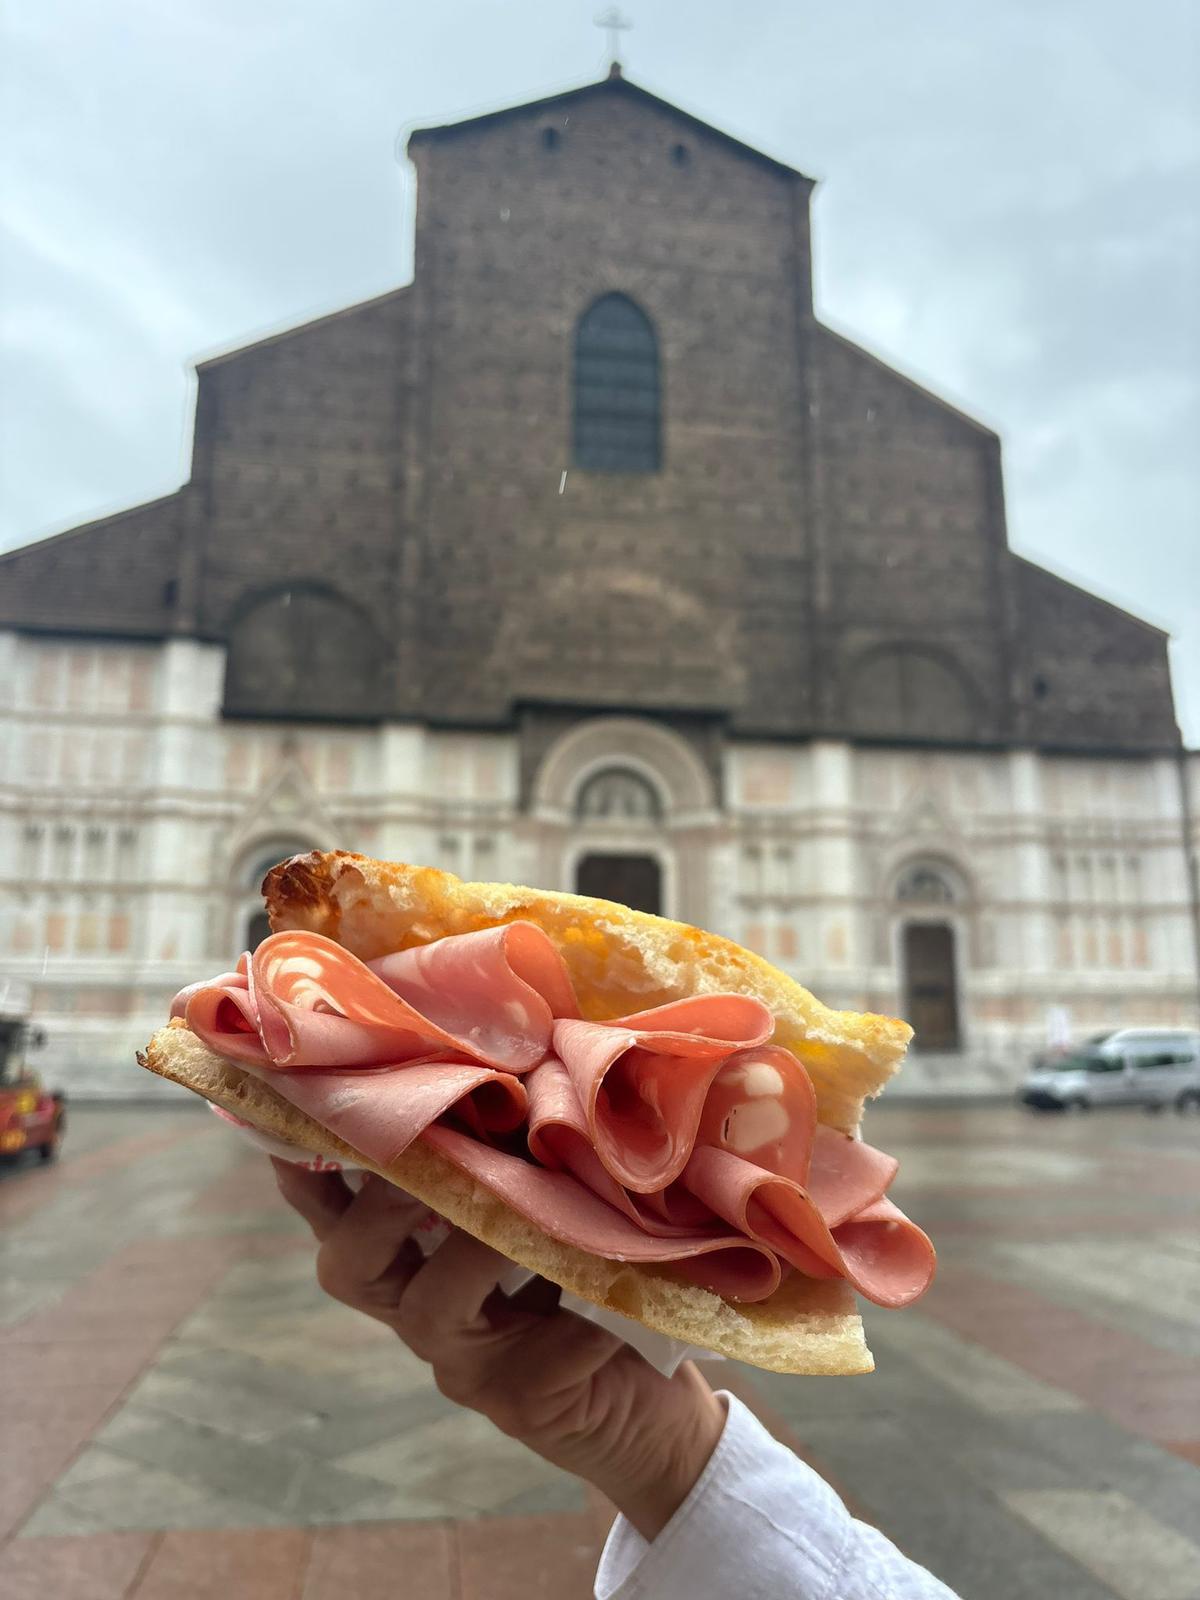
top-left (551, 995), bottom-right (774, 1194)
top-left (247, 929), bottom-right (562, 1071)
top-left (421, 1122), bottom-right (783, 1303)
top-left (693, 1046), bottom-right (820, 1183)
top-left (252, 1060), bottom-right (529, 1164)
top-left (526, 1056), bottom-right (720, 1236)
top-left (805, 1125), bottom-right (899, 1226)
top-left (681, 1143), bottom-right (935, 1308)
top-left (368, 922), bottom-right (579, 1065)
top-left (182, 973), bottom-right (270, 1066)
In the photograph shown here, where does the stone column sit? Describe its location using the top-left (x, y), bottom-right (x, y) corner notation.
top-left (809, 740), bottom-right (857, 991)
top-left (1008, 747), bottom-right (1052, 977)
top-left (143, 640), bottom-right (224, 965)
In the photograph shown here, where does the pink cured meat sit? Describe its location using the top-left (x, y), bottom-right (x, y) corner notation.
top-left (367, 922), bottom-right (579, 1063)
top-left (526, 1056), bottom-right (720, 1236)
top-left (550, 996), bottom-right (774, 1193)
top-left (171, 955), bottom-right (266, 1066)
top-left (681, 1139), bottom-right (935, 1308)
top-left (806, 1124), bottom-right (899, 1227)
top-left (182, 926), bottom-right (569, 1073)
top-left (182, 979), bottom-right (268, 1066)
top-left (254, 1060), bottom-right (529, 1162)
top-left (170, 962), bottom-right (247, 1019)
top-left (175, 925), bottom-right (936, 1308)
top-left (421, 1123), bottom-right (783, 1303)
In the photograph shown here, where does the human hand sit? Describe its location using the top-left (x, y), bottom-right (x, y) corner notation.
top-left (272, 1160), bottom-right (725, 1539)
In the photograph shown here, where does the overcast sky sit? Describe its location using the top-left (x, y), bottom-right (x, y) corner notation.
top-left (3, 0), bottom-right (1198, 739)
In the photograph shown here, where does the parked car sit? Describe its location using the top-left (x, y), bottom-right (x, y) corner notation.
top-left (1021, 1029), bottom-right (1200, 1113)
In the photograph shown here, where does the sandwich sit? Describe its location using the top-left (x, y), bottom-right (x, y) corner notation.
top-left (140, 851), bottom-right (934, 1375)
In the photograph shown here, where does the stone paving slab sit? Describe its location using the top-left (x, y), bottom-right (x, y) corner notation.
top-left (0, 1104), bottom-right (1197, 1600)
top-left (1004, 1488), bottom-right (1200, 1600)
top-left (791, 1412), bottom-right (1127, 1600)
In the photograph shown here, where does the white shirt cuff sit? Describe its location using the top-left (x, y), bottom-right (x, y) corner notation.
top-left (594, 1390), bottom-right (852, 1600)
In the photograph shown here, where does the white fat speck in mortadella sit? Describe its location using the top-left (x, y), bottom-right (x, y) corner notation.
top-left (695, 1044), bottom-right (819, 1176)
top-left (722, 1096), bottom-right (790, 1154)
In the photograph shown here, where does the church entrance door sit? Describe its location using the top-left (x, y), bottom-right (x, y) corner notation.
top-left (575, 854), bottom-right (662, 916)
top-left (902, 922), bottom-right (960, 1051)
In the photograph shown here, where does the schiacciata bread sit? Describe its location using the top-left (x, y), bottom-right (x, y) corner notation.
top-left (140, 851), bottom-right (926, 1375)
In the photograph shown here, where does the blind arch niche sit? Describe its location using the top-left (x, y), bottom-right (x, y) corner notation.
top-left (223, 583), bottom-right (382, 721)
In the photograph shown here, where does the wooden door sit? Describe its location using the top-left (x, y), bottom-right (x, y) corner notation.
top-left (575, 854), bottom-right (662, 916)
top-left (903, 922), bottom-right (960, 1052)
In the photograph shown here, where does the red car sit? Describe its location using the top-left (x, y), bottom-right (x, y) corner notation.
top-left (0, 1001), bottom-right (64, 1163)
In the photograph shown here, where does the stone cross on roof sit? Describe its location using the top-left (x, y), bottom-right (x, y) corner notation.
top-left (594, 6), bottom-right (632, 70)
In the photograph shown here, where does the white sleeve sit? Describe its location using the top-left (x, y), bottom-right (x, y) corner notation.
top-left (594, 1392), bottom-right (959, 1600)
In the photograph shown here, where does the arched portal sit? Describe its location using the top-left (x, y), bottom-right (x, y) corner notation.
top-left (575, 853), bottom-right (663, 916)
top-left (901, 922), bottom-right (961, 1052)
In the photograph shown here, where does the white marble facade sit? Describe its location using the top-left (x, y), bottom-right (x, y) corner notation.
top-left (1, 631), bottom-right (1196, 1097)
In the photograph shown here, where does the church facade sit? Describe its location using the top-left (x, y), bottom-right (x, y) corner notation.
top-left (2, 71), bottom-right (1197, 1096)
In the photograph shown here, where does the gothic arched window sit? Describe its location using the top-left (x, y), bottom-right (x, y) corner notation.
top-left (895, 862), bottom-right (963, 905)
top-left (575, 767), bottom-right (663, 822)
top-left (573, 295), bottom-right (661, 473)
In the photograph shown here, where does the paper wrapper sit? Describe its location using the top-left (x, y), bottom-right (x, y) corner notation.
top-left (214, 1106), bottom-right (722, 1379)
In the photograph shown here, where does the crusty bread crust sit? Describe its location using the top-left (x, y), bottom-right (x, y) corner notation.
top-left (142, 1024), bottom-right (871, 1374)
top-left (263, 852), bottom-right (912, 1135)
top-left (138, 851), bottom-right (915, 1375)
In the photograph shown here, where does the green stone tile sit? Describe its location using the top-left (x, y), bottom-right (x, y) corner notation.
top-left (494, 1477), bottom-right (586, 1517)
top-left (152, 1340), bottom-right (410, 1418)
top-left (276, 1387), bottom-right (456, 1459)
top-left (748, 1349), bottom-right (951, 1421)
top-left (1005, 1488), bottom-right (1200, 1600)
top-left (19, 1455), bottom-right (296, 1535)
top-left (130, 1367), bottom-right (324, 1442)
top-left (97, 1411), bottom-right (395, 1520)
top-left (1012, 1411), bottom-right (1200, 1548)
top-left (338, 1409), bottom-right (571, 1517)
top-left (793, 1413), bottom-right (1122, 1600)
top-left (46, 1445), bottom-right (140, 1496)
top-left (18, 1499), bottom-right (111, 1538)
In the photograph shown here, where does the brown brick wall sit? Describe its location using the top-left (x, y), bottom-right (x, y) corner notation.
top-left (192, 290), bottom-right (412, 642)
top-left (811, 332), bottom-right (1014, 739)
top-left (1, 76), bottom-right (1180, 754)
top-left (406, 83), bottom-right (815, 727)
top-left (1015, 559), bottom-right (1178, 749)
top-left (0, 495), bottom-right (183, 636)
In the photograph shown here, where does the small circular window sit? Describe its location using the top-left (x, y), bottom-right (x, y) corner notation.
top-left (541, 126), bottom-right (561, 151)
top-left (671, 142), bottom-right (690, 167)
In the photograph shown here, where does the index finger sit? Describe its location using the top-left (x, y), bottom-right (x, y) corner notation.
top-left (271, 1158), bottom-right (354, 1240)
top-left (394, 1227), bottom-right (519, 1353)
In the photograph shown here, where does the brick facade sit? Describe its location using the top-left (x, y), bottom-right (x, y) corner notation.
top-left (0, 71), bottom-right (1181, 758)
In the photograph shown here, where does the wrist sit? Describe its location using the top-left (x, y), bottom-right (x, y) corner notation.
top-left (599, 1369), bottom-right (727, 1541)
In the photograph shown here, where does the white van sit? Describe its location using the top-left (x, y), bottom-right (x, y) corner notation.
top-left (1021, 1029), bottom-right (1200, 1113)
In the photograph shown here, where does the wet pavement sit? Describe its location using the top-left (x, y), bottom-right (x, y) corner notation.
top-left (1, 1101), bottom-right (1197, 1599)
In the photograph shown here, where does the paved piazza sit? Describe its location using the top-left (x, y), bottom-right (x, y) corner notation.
top-left (1, 1102), bottom-right (1196, 1600)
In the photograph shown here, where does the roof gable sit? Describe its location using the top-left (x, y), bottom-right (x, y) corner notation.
top-left (407, 68), bottom-right (813, 187)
